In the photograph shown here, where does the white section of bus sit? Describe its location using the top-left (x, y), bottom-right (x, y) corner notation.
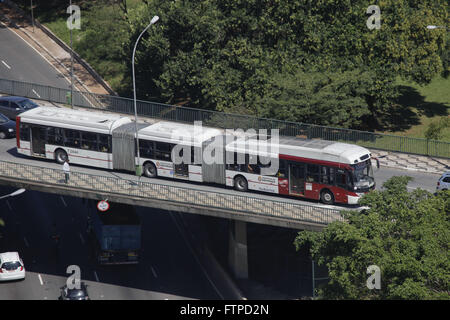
top-left (17, 107), bottom-right (132, 169)
top-left (136, 121), bottom-right (223, 182)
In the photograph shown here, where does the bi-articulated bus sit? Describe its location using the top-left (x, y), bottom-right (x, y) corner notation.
top-left (16, 107), bottom-right (378, 205)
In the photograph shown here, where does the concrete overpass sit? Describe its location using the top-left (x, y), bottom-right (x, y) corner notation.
top-left (0, 158), bottom-right (345, 279)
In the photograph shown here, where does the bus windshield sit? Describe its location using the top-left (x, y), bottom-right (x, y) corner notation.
top-left (351, 160), bottom-right (375, 191)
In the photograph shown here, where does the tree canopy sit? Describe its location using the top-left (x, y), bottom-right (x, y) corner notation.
top-left (126, 0), bottom-right (448, 129)
top-left (294, 176), bottom-right (450, 299)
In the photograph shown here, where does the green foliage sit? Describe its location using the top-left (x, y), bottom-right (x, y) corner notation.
top-left (127, 0), bottom-right (447, 128)
top-left (424, 116), bottom-right (450, 140)
top-left (294, 176), bottom-right (450, 299)
top-left (22, 0), bottom-right (449, 129)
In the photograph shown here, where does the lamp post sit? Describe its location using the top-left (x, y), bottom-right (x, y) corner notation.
top-left (69, 0), bottom-right (74, 109)
top-left (0, 189), bottom-right (26, 200)
top-left (132, 15), bottom-right (159, 176)
top-left (30, 0), bottom-right (35, 33)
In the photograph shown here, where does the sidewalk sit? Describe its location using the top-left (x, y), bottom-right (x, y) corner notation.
top-left (0, 2), bottom-right (111, 95)
top-left (371, 150), bottom-right (449, 175)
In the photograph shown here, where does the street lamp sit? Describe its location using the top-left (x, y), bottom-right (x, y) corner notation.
top-left (427, 25), bottom-right (448, 30)
top-left (0, 188), bottom-right (26, 200)
top-left (132, 15), bottom-right (159, 176)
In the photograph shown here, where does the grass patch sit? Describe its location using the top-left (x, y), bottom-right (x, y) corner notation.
top-left (378, 76), bottom-right (450, 141)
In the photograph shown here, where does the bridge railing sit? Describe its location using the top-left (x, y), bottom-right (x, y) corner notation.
top-left (0, 159), bottom-right (344, 227)
top-left (0, 77), bottom-right (448, 158)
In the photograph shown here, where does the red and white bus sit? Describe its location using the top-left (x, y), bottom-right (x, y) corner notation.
top-left (16, 107), bottom-right (378, 205)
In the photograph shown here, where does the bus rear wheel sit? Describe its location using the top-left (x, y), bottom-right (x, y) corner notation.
top-left (143, 162), bottom-right (157, 178)
top-left (55, 149), bottom-right (68, 164)
top-left (234, 176), bottom-right (248, 192)
top-left (320, 189), bottom-right (335, 205)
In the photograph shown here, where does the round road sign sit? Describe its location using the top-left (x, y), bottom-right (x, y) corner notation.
top-left (97, 200), bottom-right (109, 212)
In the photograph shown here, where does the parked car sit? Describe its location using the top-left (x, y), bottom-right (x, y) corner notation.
top-left (436, 171), bottom-right (450, 191)
top-left (0, 112), bottom-right (16, 139)
top-left (0, 252), bottom-right (26, 281)
top-left (59, 282), bottom-right (90, 300)
top-left (0, 96), bottom-right (38, 120)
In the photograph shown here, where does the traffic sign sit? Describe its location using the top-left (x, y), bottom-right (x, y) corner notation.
top-left (97, 200), bottom-right (109, 212)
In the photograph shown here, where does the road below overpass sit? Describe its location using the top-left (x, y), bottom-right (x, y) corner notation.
top-left (0, 184), bottom-right (221, 300)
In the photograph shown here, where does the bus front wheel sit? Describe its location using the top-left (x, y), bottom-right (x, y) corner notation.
top-left (320, 189), bottom-right (335, 205)
top-left (55, 149), bottom-right (68, 164)
top-left (234, 176), bottom-right (248, 192)
top-left (143, 162), bottom-right (157, 178)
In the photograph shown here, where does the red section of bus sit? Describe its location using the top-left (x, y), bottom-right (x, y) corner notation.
top-left (277, 153), bottom-right (357, 203)
top-left (16, 116), bottom-right (20, 149)
top-left (278, 178), bottom-right (289, 195)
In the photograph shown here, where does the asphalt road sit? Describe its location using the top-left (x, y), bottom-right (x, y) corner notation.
top-left (0, 184), bottom-right (221, 300)
top-left (0, 23), bottom-right (70, 90)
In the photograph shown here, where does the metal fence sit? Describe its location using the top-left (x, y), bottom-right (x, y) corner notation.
top-left (0, 77), bottom-right (448, 158)
top-left (0, 159), bottom-right (344, 227)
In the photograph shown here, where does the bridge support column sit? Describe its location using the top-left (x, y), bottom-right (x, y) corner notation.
top-left (228, 220), bottom-right (248, 279)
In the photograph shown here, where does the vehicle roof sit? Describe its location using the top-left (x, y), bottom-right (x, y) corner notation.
top-left (19, 107), bottom-right (132, 134)
top-left (0, 252), bottom-right (20, 262)
top-left (0, 96), bottom-right (32, 102)
top-left (138, 121), bottom-right (223, 146)
top-left (226, 136), bottom-right (372, 165)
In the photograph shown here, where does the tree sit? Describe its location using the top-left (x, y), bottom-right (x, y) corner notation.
top-left (124, 0), bottom-right (447, 127)
top-left (294, 176), bottom-right (450, 299)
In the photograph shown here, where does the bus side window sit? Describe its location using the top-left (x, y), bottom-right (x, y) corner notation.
top-left (139, 139), bottom-right (154, 158)
top-left (99, 134), bottom-right (111, 153)
top-left (155, 142), bottom-right (173, 161)
top-left (81, 132), bottom-right (98, 151)
top-left (320, 166), bottom-right (335, 185)
top-left (336, 169), bottom-right (348, 189)
top-left (306, 164), bottom-right (320, 183)
top-left (20, 124), bottom-right (30, 141)
top-left (63, 129), bottom-right (81, 148)
top-left (278, 159), bottom-right (286, 178)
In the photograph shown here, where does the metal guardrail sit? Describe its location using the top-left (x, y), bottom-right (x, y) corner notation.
top-left (0, 77), bottom-right (448, 158)
top-left (0, 159), bottom-right (344, 226)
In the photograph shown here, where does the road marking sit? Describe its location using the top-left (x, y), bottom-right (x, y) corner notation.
top-left (5, 200), bottom-right (12, 211)
top-left (38, 274), bottom-right (44, 285)
top-left (151, 266), bottom-right (158, 278)
top-left (60, 196), bottom-right (67, 207)
top-left (23, 237), bottom-right (29, 247)
top-left (32, 89), bottom-right (41, 98)
top-left (79, 233), bottom-right (84, 244)
top-left (1, 60), bottom-right (11, 69)
top-left (94, 271), bottom-right (99, 282)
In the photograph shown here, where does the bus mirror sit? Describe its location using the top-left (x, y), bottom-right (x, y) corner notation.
top-left (373, 157), bottom-right (380, 169)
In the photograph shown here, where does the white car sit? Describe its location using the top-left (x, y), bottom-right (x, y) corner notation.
top-left (0, 252), bottom-right (26, 281)
top-left (436, 171), bottom-right (450, 191)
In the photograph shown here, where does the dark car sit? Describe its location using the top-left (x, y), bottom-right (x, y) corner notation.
top-left (0, 96), bottom-right (38, 120)
top-left (0, 113), bottom-right (16, 139)
top-left (59, 282), bottom-right (90, 300)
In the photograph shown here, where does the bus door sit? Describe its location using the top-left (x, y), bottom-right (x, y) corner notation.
top-left (31, 126), bottom-right (46, 156)
top-left (173, 147), bottom-right (189, 179)
top-left (174, 163), bottom-right (189, 179)
top-left (289, 162), bottom-right (305, 195)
